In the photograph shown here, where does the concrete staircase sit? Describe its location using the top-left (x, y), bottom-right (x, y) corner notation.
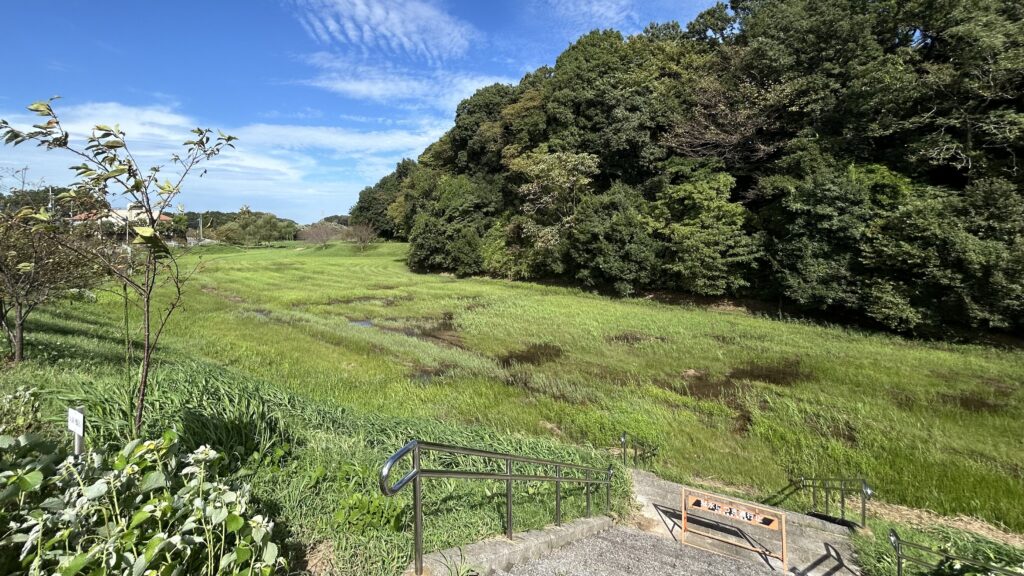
top-left (412, 469), bottom-right (861, 575)
top-left (499, 525), bottom-right (772, 576)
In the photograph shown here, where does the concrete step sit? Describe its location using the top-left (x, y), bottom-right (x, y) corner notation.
top-left (506, 526), bottom-right (772, 576)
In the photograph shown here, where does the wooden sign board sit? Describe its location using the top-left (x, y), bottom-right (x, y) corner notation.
top-left (680, 487), bottom-right (788, 571)
top-left (687, 495), bottom-right (780, 530)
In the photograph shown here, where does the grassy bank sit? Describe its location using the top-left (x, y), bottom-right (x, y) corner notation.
top-left (3, 241), bottom-right (1022, 571)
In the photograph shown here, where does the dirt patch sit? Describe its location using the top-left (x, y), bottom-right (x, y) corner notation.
top-left (250, 308), bottom-right (273, 319)
top-left (728, 357), bottom-right (810, 386)
top-left (539, 420), bottom-right (565, 437)
top-left (678, 369), bottom-right (740, 400)
top-left (890, 390), bottom-right (918, 411)
top-left (201, 286), bottom-right (244, 304)
top-left (942, 391), bottom-right (1005, 413)
top-left (303, 540), bottom-right (336, 576)
top-left (669, 369), bottom-right (757, 436)
top-left (939, 379), bottom-right (1015, 413)
top-left (411, 366), bottom-right (448, 383)
top-left (607, 331), bottom-right (667, 345)
top-left (732, 406), bottom-right (755, 435)
top-left (498, 343), bottom-right (564, 368)
top-left (806, 413), bottom-right (858, 445)
top-left (710, 333), bottom-right (741, 346)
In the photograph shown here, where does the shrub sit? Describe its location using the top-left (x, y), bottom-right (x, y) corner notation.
top-left (0, 431), bottom-right (286, 575)
top-left (568, 185), bottom-right (659, 296)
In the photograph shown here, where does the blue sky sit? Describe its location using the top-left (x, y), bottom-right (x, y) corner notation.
top-left (1, 0), bottom-right (713, 223)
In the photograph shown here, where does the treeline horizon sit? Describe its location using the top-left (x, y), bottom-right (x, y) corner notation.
top-left (351, 0), bottom-right (1023, 338)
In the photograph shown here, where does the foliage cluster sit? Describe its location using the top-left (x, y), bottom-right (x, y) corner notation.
top-left (0, 430), bottom-right (286, 576)
top-left (353, 0), bottom-right (1024, 335)
top-left (207, 206), bottom-right (298, 246)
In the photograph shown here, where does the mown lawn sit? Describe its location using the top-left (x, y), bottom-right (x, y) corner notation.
top-left (4, 241), bottom-right (1023, 572)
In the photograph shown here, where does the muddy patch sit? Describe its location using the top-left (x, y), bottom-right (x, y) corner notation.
top-left (410, 363), bottom-right (454, 383)
top-left (728, 357), bottom-right (809, 386)
top-left (349, 319), bottom-right (374, 328)
top-left (251, 308), bottom-right (273, 319)
top-left (607, 331), bottom-right (666, 345)
top-left (498, 343), bottom-right (564, 368)
top-left (378, 312), bottom-right (465, 348)
top-left (663, 368), bottom-right (758, 436)
top-left (940, 390), bottom-right (1007, 413)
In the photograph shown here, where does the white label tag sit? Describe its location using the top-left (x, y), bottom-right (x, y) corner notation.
top-left (67, 408), bottom-right (85, 436)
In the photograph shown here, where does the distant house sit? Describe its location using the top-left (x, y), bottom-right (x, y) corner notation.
top-left (70, 208), bottom-right (173, 225)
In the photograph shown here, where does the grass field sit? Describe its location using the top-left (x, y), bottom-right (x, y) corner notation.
top-left (3, 241), bottom-right (1023, 572)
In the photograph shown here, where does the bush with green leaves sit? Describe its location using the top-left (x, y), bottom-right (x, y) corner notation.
top-left (0, 431), bottom-right (286, 576)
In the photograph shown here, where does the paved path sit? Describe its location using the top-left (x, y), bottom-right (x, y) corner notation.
top-left (501, 525), bottom-right (771, 576)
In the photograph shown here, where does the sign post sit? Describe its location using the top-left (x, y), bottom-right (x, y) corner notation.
top-left (67, 406), bottom-right (85, 456)
top-left (680, 487), bottom-right (788, 571)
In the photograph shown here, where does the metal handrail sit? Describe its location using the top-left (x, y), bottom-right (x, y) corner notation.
top-left (619, 431), bottom-right (658, 468)
top-left (379, 439), bottom-right (614, 575)
top-left (796, 476), bottom-right (873, 528)
top-left (888, 529), bottom-right (1021, 576)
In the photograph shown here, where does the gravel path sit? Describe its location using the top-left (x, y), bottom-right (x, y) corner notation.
top-left (502, 526), bottom-right (773, 576)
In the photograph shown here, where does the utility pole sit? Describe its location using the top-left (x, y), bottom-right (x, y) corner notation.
top-left (199, 213), bottom-right (204, 241)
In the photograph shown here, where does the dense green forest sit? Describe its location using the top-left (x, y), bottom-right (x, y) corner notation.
top-left (351, 0), bottom-right (1023, 337)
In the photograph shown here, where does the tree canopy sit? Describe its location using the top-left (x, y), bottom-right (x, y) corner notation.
top-left (353, 0), bottom-right (1024, 336)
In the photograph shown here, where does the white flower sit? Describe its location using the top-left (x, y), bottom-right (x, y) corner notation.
top-left (187, 445), bottom-right (219, 464)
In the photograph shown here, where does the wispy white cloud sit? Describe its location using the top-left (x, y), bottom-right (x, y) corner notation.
top-left (298, 52), bottom-right (513, 113)
top-left (539, 0), bottom-right (638, 33)
top-left (292, 0), bottom-right (478, 64)
top-left (0, 101), bottom-right (448, 222)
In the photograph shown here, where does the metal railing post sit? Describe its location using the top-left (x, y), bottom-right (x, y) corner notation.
top-left (825, 482), bottom-right (831, 517)
top-left (585, 470), bottom-right (592, 516)
top-left (861, 480), bottom-right (868, 528)
top-left (505, 458), bottom-right (513, 539)
top-left (413, 444), bottom-right (423, 576)
top-left (620, 432), bottom-right (627, 467)
top-left (555, 465), bottom-right (562, 525)
top-left (379, 439), bottom-right (617, 573)
top-left (840, 480), bottom-right (846, 521)
top-left (606, 466), bottom-right (612, 514)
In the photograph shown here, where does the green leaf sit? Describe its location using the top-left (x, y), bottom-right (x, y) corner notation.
top-left (235, 543), bottom-right (252, 564)
top-left (16, 470), bottom-right (44, 492)
top-left (83, 480), bottom-right (107, 500)
top-left (60, 551), bottom-right (92, 576)
top-left (27, 101), bottom-right (51, 115)
top-left (225, 513), bottom-right (245, 533)
top-left (261, 542), bottom-right (278, 565)
top-left (219, 551), bottom-right (237, 571)
top-left (143, 534), bottom-right (166, 562)
top-left (129, 509), bottom-right (151, 529)
top-left (102, 139), bottom-right (125, 149)
top-left (102, 167), bottom-right (128, 180)
top-left (210, 505), bottom-right (228, 526)
top-left (138, 470), bottom-right (166, 493)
